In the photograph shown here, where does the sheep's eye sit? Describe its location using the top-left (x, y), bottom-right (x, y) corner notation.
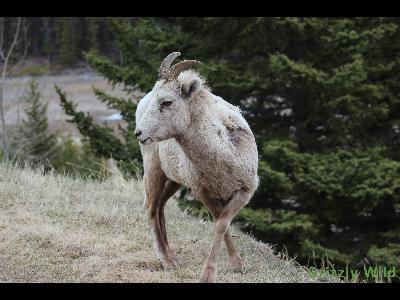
top-left (161, 100), bottom-right (172, 107)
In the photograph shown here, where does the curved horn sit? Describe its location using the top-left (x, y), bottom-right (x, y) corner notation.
top-left (167, 60), bottom-right (202, 81)
top-left (158, 52), bottom-right (181, 80)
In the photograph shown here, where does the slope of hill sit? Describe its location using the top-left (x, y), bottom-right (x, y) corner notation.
top-left (0, 164), bottom-right (320, 283)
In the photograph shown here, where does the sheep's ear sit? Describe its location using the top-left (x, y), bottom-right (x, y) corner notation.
top-left (180, 77), bottom-right (200, 99)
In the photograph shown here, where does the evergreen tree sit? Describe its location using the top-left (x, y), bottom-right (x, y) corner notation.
top-left (41, 17), bottom-right (55, 60)
top-left (87, 17), bottom-right (101, 51)
top-left (57, 17), bottom-right (79, 66)
top-left (18, 79), bottom-right (58, 169)
top-left (56, 84), bottom-right (141, 176)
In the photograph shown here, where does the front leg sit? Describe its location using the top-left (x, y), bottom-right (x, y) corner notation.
top-left (144, 171), bottom-right (177, 270)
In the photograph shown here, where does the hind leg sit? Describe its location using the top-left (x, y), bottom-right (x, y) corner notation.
top-left (199, 192), bottom-right (245, 275)
top-left (199, 190), bottom-right (251, 283)
top-left (224, 230), bottom-right (245, 273)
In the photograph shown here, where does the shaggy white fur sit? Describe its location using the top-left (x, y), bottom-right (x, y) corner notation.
top-left (136, 70), bottom-right (258, 201)
top-left (135, 57), bottom-right (259, 282)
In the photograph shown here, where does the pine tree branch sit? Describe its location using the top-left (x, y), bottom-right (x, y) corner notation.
top-left (86, 50), bottom-right (154, 93)
top-left (92, 86), bottom-right (137, 124)
top-left (55, 84), bottom-right (128, 161)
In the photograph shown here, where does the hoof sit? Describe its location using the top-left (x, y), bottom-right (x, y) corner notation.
top-left (199, 266), bottom-right (215, 283)
top-left (167, 249), bottom-right (178, 262)
top-left (233, 266), bottom-right (246, 273)
top-left (230, 256), bottom-right (245, 273)
top-left (160, 257), bottom-right (178, 271)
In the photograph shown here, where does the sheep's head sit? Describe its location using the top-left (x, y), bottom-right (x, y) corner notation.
top-left (134, 52), bottom-right (203, 144)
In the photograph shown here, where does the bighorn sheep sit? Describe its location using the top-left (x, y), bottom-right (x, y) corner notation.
top-left (135, 52), bottom-right (259, 283)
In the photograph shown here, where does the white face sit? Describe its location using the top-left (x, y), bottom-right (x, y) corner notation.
top-left (134, 79), bottom-right (193, 144)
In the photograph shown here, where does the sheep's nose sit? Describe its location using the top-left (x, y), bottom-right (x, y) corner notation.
top-left (134, 129), bottom-right (142, 137)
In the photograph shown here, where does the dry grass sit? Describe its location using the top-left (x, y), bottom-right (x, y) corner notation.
top-left (0, 164), bottom-right (320, 283)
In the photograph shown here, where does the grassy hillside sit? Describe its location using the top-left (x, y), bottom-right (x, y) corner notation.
top-left (0, 164), bottom-right (320, 283)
